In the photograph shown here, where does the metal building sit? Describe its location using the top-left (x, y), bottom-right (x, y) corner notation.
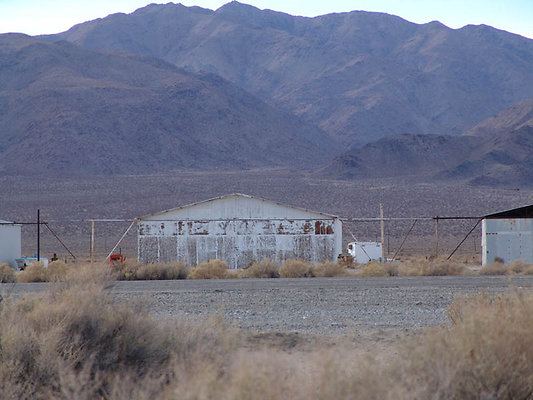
top-left (137, 193), bottom-right (342, 269)
top-left (0, 220), bottom-right (22, 269)
top-left (482, 205), bottom-right (533, 265)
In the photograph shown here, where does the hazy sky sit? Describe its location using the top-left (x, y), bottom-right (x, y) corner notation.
top-left (0, 0), bottom-right (532, 39)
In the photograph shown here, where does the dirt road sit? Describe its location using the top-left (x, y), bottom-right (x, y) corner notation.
top-left (6, 275), bottom-right (530, 335)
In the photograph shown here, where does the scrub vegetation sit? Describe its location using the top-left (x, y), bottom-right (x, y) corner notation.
top-left (0, 264), bottom-right (531, 400)
top-left (6, 256), bottom-right (533, 283)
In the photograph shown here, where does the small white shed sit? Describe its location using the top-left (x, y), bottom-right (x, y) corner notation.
top-left (482, 205), bottom-right (533, 265)
top-left (0, 220), bottom-right (22, 269)
top-left (137, 193), bottom-right (342, 269)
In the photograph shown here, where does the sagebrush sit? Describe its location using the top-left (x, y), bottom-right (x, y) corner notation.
top-left (189, 259), bottom-right (228, 279)
top-left (279, 259), bottom-right (314, 278)
top-left (1, 263), bottom-right (531, 399)
top-left (242, 258), bottom-right (280, 278)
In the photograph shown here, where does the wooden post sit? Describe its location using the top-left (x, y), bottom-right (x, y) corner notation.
top-left (37, 209), bottom-right (40, 261)
top-left (91, 220), bottom-right (95, 264)
top-left (380, 204), bottom-right (385, 262)
top-left (435, 217), bottom-right (439, 258)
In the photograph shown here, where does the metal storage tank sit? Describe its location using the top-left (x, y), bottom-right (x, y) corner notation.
top-left (0, 220), bottom-right (22, 269)
top-left (137, 193), bottom-right (342, 269)
top-left (482, 205), bottom-right (533, 265)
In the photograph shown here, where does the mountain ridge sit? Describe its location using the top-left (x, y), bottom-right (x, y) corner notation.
top-left (315, 99), bottom-right (533, 186)
top-left (0, 33), bottom-right (338, 176)
top-left (43, 2), bottom-right (533, 146)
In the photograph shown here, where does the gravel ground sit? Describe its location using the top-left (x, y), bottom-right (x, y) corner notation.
top-left (6, 276), bottom-right (530, 336)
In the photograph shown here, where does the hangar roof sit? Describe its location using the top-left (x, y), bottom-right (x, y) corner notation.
top-left (484, 204), bottom-right (533, 219)
top-left (139, 193), bottom-right (338, 221)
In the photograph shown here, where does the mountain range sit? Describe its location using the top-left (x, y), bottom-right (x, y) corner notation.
top-left (0, 1), bottom-right (532, 186)
top-left (0, 33), bottom-right (335, 175)
top-left (46, 1), bottom-right (533, 146)
top-left (315, 99), bottom-right (533, 186)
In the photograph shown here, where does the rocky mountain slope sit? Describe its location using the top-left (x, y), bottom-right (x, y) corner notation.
top-left (314, 99), bottom-right (533, 187)
top-left (0, 34), bottom-right (337, 176)
top-left (46, 1), bottom-right (533, 146)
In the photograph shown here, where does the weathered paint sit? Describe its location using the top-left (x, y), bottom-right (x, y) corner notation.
top-left (482, 218), bottom-right (533, 265)
top-left (137, 194), bottom-right (342, 269)
top-left (0, 221), bottom-right (22, 269)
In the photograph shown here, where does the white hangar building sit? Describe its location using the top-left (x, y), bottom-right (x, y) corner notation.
top-left (137, 193), bottom-right (342, 269)
top-left (482, 204), bottom-right (533, 265)
top-left (0, 219), bottom-right (21, 269)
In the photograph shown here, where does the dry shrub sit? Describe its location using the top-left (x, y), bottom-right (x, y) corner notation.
top-left (397, 258), bottom-right (466, 276)
top-left (508, 259), bottom-right (533, 275)
top-left (279, 259), bottom-right (314, 278)
top-left (480, 259), bottom-right (509, 275)
top-left (313, 261), bottom-right (347, 277)
top-left (0, 284), bottom-right (172, 398)
top-left (110, 259), bottom-right (141, 280)
top-left (0, 268), bottom-right (238, 400)
top-left (358, 261), bottom-right (388, 277)
top-left (2, 262), bottom-right (531, 399)
top-left (189, 259), bottom-right (228, 279)
top-left (47, 260), bottom-right (69, 281)
top-left (242, 258), bottom-right (280, 278)
top-left (0, 263), bottom-right (15, 283)
top-left (392, 291), bottom-right (533, 399)
top-left (16, 261), bottom-right (48, 283)
top-left (480, 259), bottom-right (533, 276)
top-left (136, 262), bottom-right (190, 280)
top-left (421, 261), bottom-right (465, 276)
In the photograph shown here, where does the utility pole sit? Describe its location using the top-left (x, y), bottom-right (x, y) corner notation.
top-left (91, 220), bottom-right (95, 264)
top-left (435, 217), bottom-right (439, 258)
top-left (380, 204), bottom-right (385, 262)
top-left (37, 209), bottom-right (40, 261)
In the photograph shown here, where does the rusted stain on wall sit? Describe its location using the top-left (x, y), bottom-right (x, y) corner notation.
top-left (138, 218), bottom-right (339, 269)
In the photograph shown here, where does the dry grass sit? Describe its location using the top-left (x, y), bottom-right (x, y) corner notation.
top-left (111, 260), bottom-right (190, 280)
top-left (480, 259), bottom-right (509, 275)
top-left (508, 259), bottom-right (533, 275)
top-left (242, 258), bottom-right (280, 278)
top-left (358, 261), bottom-right (389, 277)
top-left (312, 261), bottom-right (348, 277)
top-left (0, 264), bottom-right (237, 400)
top-left (189, 259), bottom-right (228, 279)
top-left (480, 259), bottom-right (533, 276)
top-left (16, 261), bottom-right (48, 282)
top-left (1, 264), bottom-right (531, 399)
top-left (394, 290), bottom-right (533, 399)
top-left (136, 262), bottom-right (190, 280)
top-left (47, 260), bottom-right (69, 281)
top-left (0, 263), bottom-right (16, 283)
top-left (397, 257), bottom-right (467, 276)
top-left (110, 259), bottom-right (142, 280)
top-left (279, 259), bottom-right (314, 278)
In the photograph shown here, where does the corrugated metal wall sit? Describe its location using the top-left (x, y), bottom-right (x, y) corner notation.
top-left (482, 218), bottom-right (533, 265)
top-left (138, 218), bottom-right (341, 268)
top-left (0, 224), bottom-right (21, 269)
top-left (137, 195), bottom-right (342, 268)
